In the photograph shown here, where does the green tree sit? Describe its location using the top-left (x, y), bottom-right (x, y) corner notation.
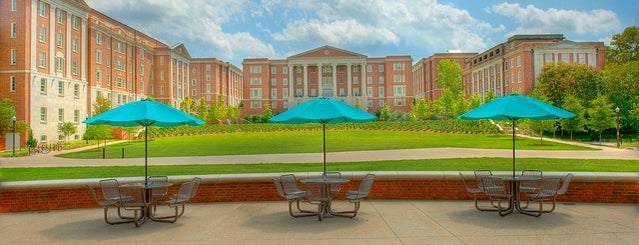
top-left (87, 95), bottom-right (113, 148)
top-left (226, 105), bottom-right (241, 123)
top-left (196, 97), bottom-right (209, 122)
top-left (93, 94), bottom-right (111, 115)
top-left (409, 98), bottom-right (430, 121)
top-left (210, 94), bottom-right (228, 123)
top-left (179, 96), bottom-right (197, 114)
top-left (121, 126), bottom-right (138, 144)
top-left (377, 105), bottom-right (392, 121)
top-left (57, 122), bottom-right (77, 145)
top-left (262, 103), bottom-right (273, 122)
top-left (484, 90), bottom-right (496, 103)
top-left (559, 95), bottom-right (587, 140)
top-left (603, 60), bottom-right (639, 137)
top-left (0, 98), bottom-right (29, 136)
top-left (587, 95), bottom-right (616, 144)
top-left (434, 59), bottom-right (466, 118)
top-left (524, 91), bottom-right (557, 144)
top-left (536, 62), bottom-right (603, 107)
top-left (468, 94), bottom-right (481, 110)
top-left (606, 26), bottom-right (639, 65)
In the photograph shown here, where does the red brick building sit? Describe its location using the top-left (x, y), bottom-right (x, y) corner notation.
top-left (1, 0), bottom-right (241, 150)
top-left (242, 46), bottom-right (413, 116)
top-left (412, 51), bottom-right (477, 101)
top-left (462, 34), bottom-right (605, 100)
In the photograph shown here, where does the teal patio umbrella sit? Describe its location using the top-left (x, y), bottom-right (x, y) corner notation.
top-left (83, 99), bottom-right (205, 185)
top-left (269, 97), bottom-right (377, 174)
top-left (457, 94), bottom-right (576, 177)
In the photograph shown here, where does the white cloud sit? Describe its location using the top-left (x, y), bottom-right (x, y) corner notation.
top-left (84, 0), bottom-right (276, 61)
top-left (489, 3), bottom-right (621, 37)
top-left (269, 0), bottom-right (502, 53)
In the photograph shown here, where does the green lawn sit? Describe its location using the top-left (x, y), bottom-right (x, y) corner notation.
top-left (57, 130), bottom-right (594, 159)
top-left (2, 158), bottom-right (638, 181)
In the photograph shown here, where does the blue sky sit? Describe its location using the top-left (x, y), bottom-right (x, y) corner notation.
top-left (85, 0), bottom-right (638, 67)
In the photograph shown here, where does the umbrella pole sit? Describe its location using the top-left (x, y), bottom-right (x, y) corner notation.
top-left (145, 125), bottom-right (148, 186)
top-left (323, 123), bottom-right (326, 174)
top-left (512, 120), bottom-right (516, 178)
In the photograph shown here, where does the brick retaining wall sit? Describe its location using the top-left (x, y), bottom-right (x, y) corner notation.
top-left (1, 172), bottom-right (637, 213)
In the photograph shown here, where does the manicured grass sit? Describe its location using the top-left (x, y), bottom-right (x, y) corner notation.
top-left (2, 158), bottom-right (638, 181)
top-left (57, 130), bottom-right (594, 159)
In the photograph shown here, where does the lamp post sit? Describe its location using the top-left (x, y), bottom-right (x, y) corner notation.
top-left (615, 107), bottom-right (620, 148)
top-left (11, 115), bottom-right (16, 157)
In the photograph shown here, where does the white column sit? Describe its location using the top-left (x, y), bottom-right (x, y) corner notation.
top-left (331, 63), bottom-right (337, 98)
top-left (317, 64), bottom-right (323, 97)
top-left (361, 63), bottom-right (367, 99)
top-left (288, 65), bottom-right (294, 99)
top-left (303, 64), bottom-right (308, 98)
top-left (347, 63), bottom-right (352, 97)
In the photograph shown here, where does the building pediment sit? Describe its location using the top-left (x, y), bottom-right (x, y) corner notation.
top-left (541, 40), bottom-right (595, 50)
top-left (170, 43), bottom-right (192, 59)
top-left (288, 45), bottom-right (367, 61)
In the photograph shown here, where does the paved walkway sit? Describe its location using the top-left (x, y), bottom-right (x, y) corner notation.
top-left (1, 200), bottom-right (638, 244)
top-left (1, 138), bottom-right (637, 168)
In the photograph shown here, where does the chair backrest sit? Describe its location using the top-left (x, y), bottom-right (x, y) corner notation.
top-left (175, 181), bottom-right (196, 202)
top-left (557, 173), bottom-right (574, 195)
top-left (356, 174), bottom-right (376, 198)
top-left (280, 174), bottom-right (302, 194)
top-left (481, 176), bottom-right (507, 196)
top-left (474, 170), bottom-right (492, 190)
top-left (305, 182), bottom-right (326, 202)
top-left (99, 178), bottom-right (120, 200)
top-left (521, 170), bottom-right (543, 178)
top-left (272, 179), bottom-right (287, 199)
top-left (149, 175), bottom-right (169, 196)
top-left (86, 184), bottom-right (101, 203)
top-left (459, 172), bottom-right (476, 192)
top-left (190, 177), bottom-right (202, 199)
top-left (539, 178), bottom-right (561, 196)
top-left (119, 185), bottom-right (146, 207)
top-left (324, 172), bottom-right (341, 179)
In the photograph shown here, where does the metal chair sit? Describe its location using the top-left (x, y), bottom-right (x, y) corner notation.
top-left (481, 176), bottom-right (513, 216)
top-left (324, 172), bottom-right (342, 195)
top-left (473, 170), bottom-right (493, 192)
top-left (519, 170), bottom-right (543, 208)
top-left (151, 180), bottom-right (196, 223)
top-left (272, 178), bottom-right (317, 218)
top-left (99, 178), bottom-right (132, 219)
top-left (280, 174), bottom-right (308, 199)
top-left (148, 176), bottom-right (169, 201)
top-left (557, 173), bottom-right (574, 196)
top-left (334, 174), bottom-right (375, 218)
top-left (86, 184), bottom-right (133, 225)
top-left (304, 182), bottom-right (330, 221)
top-left (521, 178), bottom-right (561, 216)
top-left (118, 185), bottom-right (148, 227)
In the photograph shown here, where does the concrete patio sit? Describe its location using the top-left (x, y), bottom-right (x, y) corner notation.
top-left (1, 200), bottom-right (638, 244)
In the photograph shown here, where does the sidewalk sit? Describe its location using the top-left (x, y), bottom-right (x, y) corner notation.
top-left (1, 140), bottom-right (637, 168)
top-left (1, 200), bottom-right (637, 244)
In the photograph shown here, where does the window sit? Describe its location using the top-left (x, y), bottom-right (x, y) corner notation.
top-left (366, 65), bottom-right (372, 72)
top-left (205, 84), bottom-right (212, 93)
top-left (159, 56), bottom-right (164, 65)
top-left (379, 76), bottom-right (384, 84)
top-left (115, 77), bottom-right (123, 87)
top-left (96, 32), bottom-right (102, 44)
top-left (378, 65), bottom-right (384, 72)
top-left (353, 77), bottom-right (359, 84)
top-left (96, 70), bottom-right (102, 86)
top-left (73, 84), bottom-right (79, 98)
top-left (296, 67), bottom-right (302, 73)
top-left (56, 33), bottom-right (63, 47)
top-left (393, 85), bottom-right (406, 96)
top-left (56, 9), bottom-right (63, 23)
top-left (40, 78), bottom-right (47, 93)
top-left (191, 89), bottom-right (196, 96)
top-left (393, 63), bottom-right (405, 71)
top-left (10, 76), bottom-right (16, 92)
top-left (40, 107), bottom-right (47, 123)
top-left (39, 2), bottom-right (47, 17)
top-left (57, 81), bottom-right (64, 96)
top-left (561, 53), bottom-right (569, 62)
top-left (271, 78), bottom-right (276, 86)
top-left (310, 88), bottom-right (317, 97)
top-left (116, 60), bottom-right (124, 70)
top-left (368, 100), bottom-right (373, 107)
top-left (283, 78), bottom-right (288, 85)
top-left (58, 108), bottom-right (64, 122)
top-left (11, 0), bottom-right (16, 11)
top-left (206, 74), bottom-right (211, 81)
top-left (72, 61), bottom-right (78, 75)
top-left (72, 38), bottom-right (78, 52)
top-left (140, 49), bottom-right (145, 60)
top-left (296, 78), bottom-right (302, 85)
top-left (271, 88), bottom-right (277, 98)
top-left (11, 22), bottom-right (16, 38)
top-left (271, 67), bottom-right (277, 74)
top-left (250, 88), bottom-right (262, 98)
top-left (140, 64), bottom-right (145, 76)
top-left (378, 87), bottom-right (384, 97)
top-left (353, 66), bottom-right (358, 72)
top-left (367, 87), bottom-right (373, 96)
top-left (116, 42), bottom-right (124, 53)
top-left (205, 64), bottom-right (211, 71)
top-left (353, 87), bottom-right (360, 96)
top-left (251, 101), bottom-right (261, 109)
top-left (251, 66), bottom-right (261, 73)
top-left (10, 49), bottom-right (17, 65)
top-left (39, 52), bottom-right (46, 67)
top-left (282, 88), bottom-right (289, 98)
top-left (73, 16), bottom-right (79, 29)
top-left (393, 75), bottom-right (405, 83)
top-left (578, 53), bottom-right (586, 64)
top-left (322, 66), bottom-right (332, 73)
top-left (74, 110), bottom-right (79, 123)
top-left (191, 79), bottom-right (196, 86)
top-left (39, 27), bottom-right (46, 42)
top-left (545, 54), bottom-right (552, 64)
top-left (516, 56), bottom-right (521, 67)
top-left (282, 67), bottom-right (288, 74)
top-left (295, 88), bottom-right (302, 97)
top-left (394, 98), bottom-right (405, 106)
top-left (251, 78), bottom-right (262, 85)
top-left (517, 71), bottom-right (521, 83)
top-left (367, 77), bottom-right (372, 84)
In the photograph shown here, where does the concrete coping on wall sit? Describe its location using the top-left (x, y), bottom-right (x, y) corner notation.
top-left (1, 171), bottom-right (638, 191)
